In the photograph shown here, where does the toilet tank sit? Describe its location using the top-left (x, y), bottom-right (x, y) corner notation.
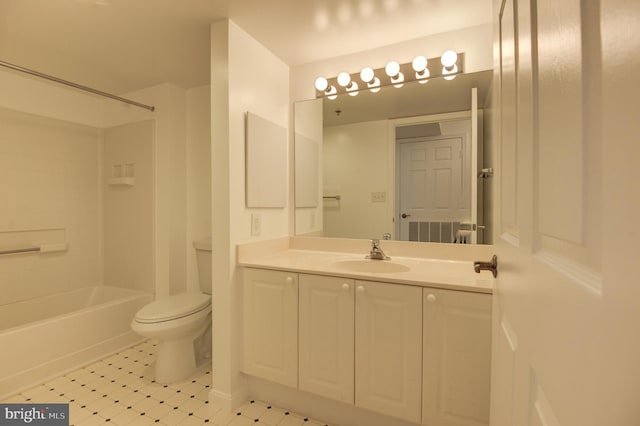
top-left (193, 237), bottom-right (212, 295)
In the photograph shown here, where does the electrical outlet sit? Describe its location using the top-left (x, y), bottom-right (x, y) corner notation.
top-left (371, 191), bottom-right (386, 202)
top-left (251, 213), bottom-right (262, 236)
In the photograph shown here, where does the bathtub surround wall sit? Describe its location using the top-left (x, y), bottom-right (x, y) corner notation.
top-left (0, 107), bottom-right (102, 305)
top-left (0, 106), bottom-right (153, 304)
top-left (102, 121), bottom-right (154, 293)
top-left (210, 19), bottom-right (290, 409)
top-left (0, 68), bottom-right (211, 303)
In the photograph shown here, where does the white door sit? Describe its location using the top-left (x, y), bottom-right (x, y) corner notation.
top-left (298, 274), bottom-right (354, 404)
top-left (395, 108), bottom-right (479, 244)
top-left (354, 280), bottom-right (422, 423)
top-left (489, 1), bottom-right (640, 425)
top-left (398, 137), bottom-right (467, 241)
top-left (242, 268), bottom-right (298, 388)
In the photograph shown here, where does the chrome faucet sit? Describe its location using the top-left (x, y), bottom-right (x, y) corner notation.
top-left (367, 239), bottom-right (390, 260)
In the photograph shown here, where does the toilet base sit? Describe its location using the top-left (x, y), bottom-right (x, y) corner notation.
top-left (154, 337), bottom-right (198, 383)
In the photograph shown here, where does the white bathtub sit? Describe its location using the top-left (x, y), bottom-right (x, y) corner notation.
top-left (0, 285), bottom-right (152, 399)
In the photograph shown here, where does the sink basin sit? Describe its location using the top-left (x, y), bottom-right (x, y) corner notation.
top-left (331, 259), bottom-right (411, 274)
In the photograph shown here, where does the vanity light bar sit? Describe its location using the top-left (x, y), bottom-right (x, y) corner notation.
top-left (314, 52), bottom-right (464, 99)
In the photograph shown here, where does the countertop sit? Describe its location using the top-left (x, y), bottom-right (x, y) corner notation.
top-left (238, 247), bottom-right (494, 294)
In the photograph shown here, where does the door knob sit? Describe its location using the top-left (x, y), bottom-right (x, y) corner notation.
top-left (342, 283), bottom-right (350, 291)
top-left (401, 213), bottom-right (411, 218)
top-left (356, 286), bottom-right (365, 294)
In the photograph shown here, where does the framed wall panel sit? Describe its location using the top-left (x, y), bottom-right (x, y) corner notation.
top-left (246, 112), bottom-right (287, 208)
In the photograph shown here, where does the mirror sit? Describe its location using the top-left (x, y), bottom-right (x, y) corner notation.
top-left (294, 69), bottom-right (493, 244)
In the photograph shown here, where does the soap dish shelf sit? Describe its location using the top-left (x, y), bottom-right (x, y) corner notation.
top-left (108, 177), bottom-right (135, 186)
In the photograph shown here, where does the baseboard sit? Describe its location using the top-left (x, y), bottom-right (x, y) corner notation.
top-left (209, 384), bottom-right (250, 412)
top-left (246, 376), bottom-right (421, 426)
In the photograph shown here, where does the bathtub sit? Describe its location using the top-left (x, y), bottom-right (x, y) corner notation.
top-left (0, 285), bottom-right (152, 399)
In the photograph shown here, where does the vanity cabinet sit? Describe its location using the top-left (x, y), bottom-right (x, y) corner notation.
top-left (298, 274), bottom-right (355, 404)
top-left (298, 274), bottom-right (422, 423)
top-left (422, 288), bottom-right (492, 426)
top-left (355, 280), bottom-right (423, 423)
top-left (243, 267), bottom-right (491, 426)
top-left (242, 268), bottom-right (298, 388)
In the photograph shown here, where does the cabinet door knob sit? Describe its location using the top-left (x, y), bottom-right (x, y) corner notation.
top-left (342, 283), bottom-right (350, 291)
top-left (426, 294), bottom-right (437, 303)
top-left (286, 276), bottom-right (294, 284)
top-left (357, 286), bottom-right (365, 294)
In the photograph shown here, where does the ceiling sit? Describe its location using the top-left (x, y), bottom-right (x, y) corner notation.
top-left (0, 0), bottom-right (492, 94)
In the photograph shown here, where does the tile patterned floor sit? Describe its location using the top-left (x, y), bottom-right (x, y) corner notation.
top-left (2, 340), bottom-right (330, 426)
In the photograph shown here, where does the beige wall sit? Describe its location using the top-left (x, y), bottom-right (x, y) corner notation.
top-left (323, 120), bottom-right (390, 239)
top-left (210, 19), bottom-right (290, 409)
top-left (186, 85), bottom-right (212, 293)
top-left (290, 24), bottom-right (493, 103)
top-left (0, 68), bottom-right (105, 127)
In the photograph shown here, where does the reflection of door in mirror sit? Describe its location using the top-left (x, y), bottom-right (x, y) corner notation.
top-left (396, 116), bottom-right (479, 244)
top-left (398, 136), bottom-right (467, 242)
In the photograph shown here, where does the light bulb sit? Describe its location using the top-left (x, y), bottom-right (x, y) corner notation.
top-left (326, 85), bottom-right (337, 100)
top-left (391, 71), bottom-right (404, 88)
top-left (416, 68), bottom-right (430, 83)
top-left (314, 76), bottom-right (328, 92)
top-left (412, 55), bottom-right (428, 73)
top-left (441, 50), bottom-right (458, 68)
top-left (347, 81), bottom-right (359, 96)
top-left (360, 67), bottom-right (375, 83)
top-left (337, 72), bottom-right (351, 87)
top-left (367, 77), bottom-right (381, 93)
top-left (443, 64), bottom-right (458, 80)
top-left (385, 61), bottom-right (400, 77)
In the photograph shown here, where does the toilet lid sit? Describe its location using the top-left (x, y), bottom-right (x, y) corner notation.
top-left (135, 293), bottom-right (211, 323)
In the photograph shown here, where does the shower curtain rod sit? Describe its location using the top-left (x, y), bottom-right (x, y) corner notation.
top-left (0, 60), bottom-right (155, 112)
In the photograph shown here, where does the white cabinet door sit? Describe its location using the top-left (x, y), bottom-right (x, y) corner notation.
top-left (422, 288), bottom-right (492, 426)
top-left (355, 280), bottom-right (423, 423)
top-left (298, 274), bottom-right (354, 404)
top-left (242, 268), bottom-right (298, 388)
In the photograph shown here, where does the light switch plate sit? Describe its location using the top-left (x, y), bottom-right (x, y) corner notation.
top-left (251, 213), bottom-right (262, 236)
top-left (371, 191), bottom-right (386, 202)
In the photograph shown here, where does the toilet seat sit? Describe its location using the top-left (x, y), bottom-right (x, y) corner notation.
top-left (134, 293), bottom-right (211, 324)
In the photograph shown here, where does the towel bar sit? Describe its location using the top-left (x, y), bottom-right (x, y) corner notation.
top-left (0, 246), bottom-right (40, 255)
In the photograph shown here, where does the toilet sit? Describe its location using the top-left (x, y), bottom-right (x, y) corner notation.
top-left (131, 237), bottom-right (212, 383)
